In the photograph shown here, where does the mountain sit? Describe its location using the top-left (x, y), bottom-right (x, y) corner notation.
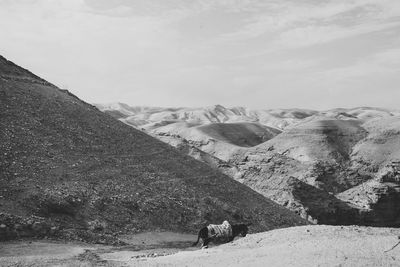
top-left (97, 103), bottom-right (400, 226)
top-left (95, 103), bottom-right (317, 130)
top-left (95, 104), bottom-right (399, 164)
top-left (0, 56), bottom-right (307, 243)
top-left (232, 116), bottom-right (400, 226)
top-left (94, 103), bottom-right (301, 161)
top-left (151, 122), bottom-right (281, 161)
top-left (95, 103), bottom-right (399, 130)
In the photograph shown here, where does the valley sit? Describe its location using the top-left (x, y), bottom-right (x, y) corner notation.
top-left (96, 103), bottom-right (400, 226)
top-left (1, 54), bottom-right (399, 266)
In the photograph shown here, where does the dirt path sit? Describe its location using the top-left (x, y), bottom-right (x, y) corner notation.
top-left (2, 226), bottom-right (400, 266)
top-left (0, 232), bottom-right (197, 266)
top-left (139, 225), bottom-right (400, 267)
top-left (0, 240), bottom-right (106, 266)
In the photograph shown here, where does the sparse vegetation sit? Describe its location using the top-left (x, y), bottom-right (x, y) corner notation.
top-left (0, 55), bottom-right (307, 243)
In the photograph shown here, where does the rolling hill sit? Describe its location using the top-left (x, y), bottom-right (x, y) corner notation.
top-left (96, 103), bottom-right (317, 130)
top-left (232, 116), bottom-right (400, 226)
top-left (151, 121), bottom-right (281, 161)
top-left (98, 103), bottom-right (400, 226)
top-left (0, 55), bottom-right (307, 243)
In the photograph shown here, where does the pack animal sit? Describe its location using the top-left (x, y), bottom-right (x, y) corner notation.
top-left (192, 221), bottom-right (250, 248)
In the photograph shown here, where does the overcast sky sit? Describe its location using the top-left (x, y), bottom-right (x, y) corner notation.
top-left (1, 0), bottom-right (400, 109)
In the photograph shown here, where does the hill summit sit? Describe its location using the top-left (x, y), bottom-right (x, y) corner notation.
top-left (0, 55), bottom-right (306, 243)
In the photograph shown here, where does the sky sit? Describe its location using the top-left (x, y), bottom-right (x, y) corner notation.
top-left (0, 0), bottom-right (400, 110)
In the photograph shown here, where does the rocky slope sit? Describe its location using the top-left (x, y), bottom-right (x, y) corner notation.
top-left (230, 116), bottom-right (400, 226)
top-left (0, 55), bottom-right (307, 243)
top-left (97, 103), bottom-right (400, 226)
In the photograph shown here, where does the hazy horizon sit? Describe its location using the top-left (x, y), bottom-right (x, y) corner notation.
top-left (95, 102), bottom-right (400, 112)
top-left (1, 0), bottom-right (400, 110)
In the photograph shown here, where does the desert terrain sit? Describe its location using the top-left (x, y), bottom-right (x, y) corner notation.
top-left (0, 55), bottom-right (306, 245)
top-left (1, 54), bottom-right (400, 267)
top-left (0, 55), bottom-right (309, 265)
top-left (2, 225), bottom-right (400, 266)
top-left (2, 0), bottom-right (400, 264)
top-left (97, 103), bottom-right (400, 227)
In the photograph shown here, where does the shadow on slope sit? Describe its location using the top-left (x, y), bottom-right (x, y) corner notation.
top-left (150, 121), bottom-right (281, 161)
top-left (0, 55), bottom-right (307, 243)
top-left (229, 117), bottom-right (400, 226)
top-left (197, 122), bottom-right (281, 147)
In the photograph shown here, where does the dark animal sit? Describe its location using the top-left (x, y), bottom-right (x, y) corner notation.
top-left (192, 222), bottom-right (250, 248)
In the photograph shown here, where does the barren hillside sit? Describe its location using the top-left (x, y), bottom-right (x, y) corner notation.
top-left (232, 116), bottom-right (400, 226)
top-left (98, 103), bottom-right (400, 226)
top-left (151, 121), bottom-right (280, 161)
top-left (0, 55), bottom-right (307, 243)
top-left (95, 103), bottom-right (316, 130)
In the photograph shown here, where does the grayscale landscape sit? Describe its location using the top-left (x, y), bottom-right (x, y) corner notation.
top-left (96, 103), bottom-right (400, 227)
top-left (1, 0), bottom-right (400, 266)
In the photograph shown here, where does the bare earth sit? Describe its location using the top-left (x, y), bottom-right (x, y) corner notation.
top-left (2, 226), bottom-right (400, 266)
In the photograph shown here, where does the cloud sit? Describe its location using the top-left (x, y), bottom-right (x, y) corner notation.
top-left (276, 20), bottom-right (400, 48)
top-left (262, 59), bottom-right (318, 71)
top-left (218, 0), bottom-right (400, 45)
top-left (0, 0), bottom-right (399, 109)
top-left (316, 48), bottom-right (400, 80)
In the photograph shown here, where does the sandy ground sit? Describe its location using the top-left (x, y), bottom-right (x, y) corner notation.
top-left (0, 232), bottom-right (197, 266)
top-left (2, 226), bottom-right (400, 266)
top-left (0, 240), bottom-right (107, 266)
top-left (143, 225), bottom-right (400, 267)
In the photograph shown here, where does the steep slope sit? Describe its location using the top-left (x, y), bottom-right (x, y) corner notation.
top-left (352, 116), bottom-right (400, 166)
top-left (154, 134), bottom-right (240, 179)
top-left (96, 103), bottom-right (400, 226)
top-left (334, 117), bottom-right (400, 226)
top-left (96, 102), bottom-right (400, 226)
top-left (234, 118), bottom-right (367, 190)
top-left (231, 116), bottom-right (400, 225)
top-left (0, 55), bottom-right (307, 243)
top-left (260, 118), bottom-right (367, 164)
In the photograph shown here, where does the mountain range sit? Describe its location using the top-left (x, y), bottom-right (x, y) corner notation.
top-left (0, 55), bottom-right (307, 243)
top-left (96, 103), bottom-right (400, 226)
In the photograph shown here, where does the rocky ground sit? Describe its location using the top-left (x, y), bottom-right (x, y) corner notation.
top-left (0, 55), bottom-right (307, 244)
top-left (2, 225), bottom-right (400, 266)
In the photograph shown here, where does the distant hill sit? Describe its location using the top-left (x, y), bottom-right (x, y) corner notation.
top-left (232, 116), bottom-right (400, 226)
top-left (0, 55), bottom-right (307, 243)
top-left (95, 103), bottom-right (400, 163)
top-left (95, 103), bottom-right (317, 130)
top-left (97, 103), bottom-right (400, 226)
top-left (151, 122), bottom-right (281, 161)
